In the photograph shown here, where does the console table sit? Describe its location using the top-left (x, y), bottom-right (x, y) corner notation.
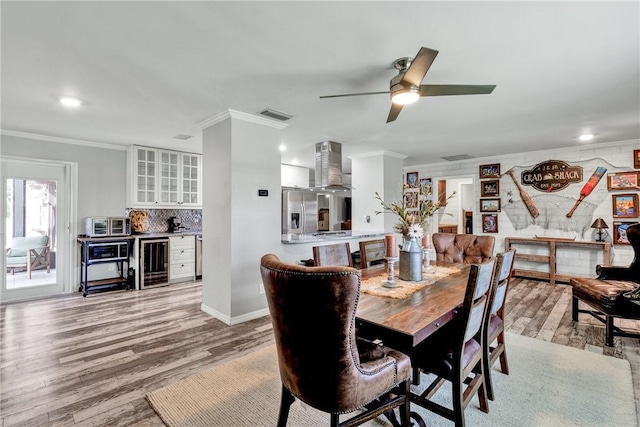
top-left (505, 237), bottom-right (611, 285)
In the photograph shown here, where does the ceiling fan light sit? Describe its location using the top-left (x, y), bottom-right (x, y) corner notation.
top-left (391, 88), bottom-right (419, 105)
top-left (59, 97), bottom-right (81, 108)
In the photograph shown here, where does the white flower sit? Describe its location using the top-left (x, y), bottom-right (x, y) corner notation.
top-left (407, 224), bottom-right (424, 239)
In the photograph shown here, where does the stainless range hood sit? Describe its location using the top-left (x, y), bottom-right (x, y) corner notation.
top-left (314, 141), bottom-right (352, 191)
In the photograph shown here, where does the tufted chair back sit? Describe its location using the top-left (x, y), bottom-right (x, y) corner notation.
top-left (432, 233), bottom-right (495, 264)
top-left (259, 254), bottom-right (412, 426)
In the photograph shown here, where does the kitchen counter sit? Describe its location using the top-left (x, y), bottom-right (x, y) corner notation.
top-left (281, 231), bottom-right (385, 244)
top-left (132, 231), bottom-right (202, 238)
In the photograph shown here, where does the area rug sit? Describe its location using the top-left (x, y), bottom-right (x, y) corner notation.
top-left (147, 333), bottom-right (637, 427)
top-left (360, 265), bottom-right (461, 299)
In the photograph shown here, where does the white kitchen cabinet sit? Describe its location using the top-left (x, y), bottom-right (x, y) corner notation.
top-left (180, 153), bottom-right (201, 206)
top-left (127, 145), bottom-right (202, 208)
top-left (169, 235), bottom-right (195, 282)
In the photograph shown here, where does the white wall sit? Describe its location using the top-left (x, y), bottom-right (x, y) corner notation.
top-left (406, 139), bottom-right (639, 276)
top-left (351, 151), bottom-right (405, 233)
top-left (201, 111), bottom-right (283, 324)
top-left (2, 135), bottom-right (127, 223)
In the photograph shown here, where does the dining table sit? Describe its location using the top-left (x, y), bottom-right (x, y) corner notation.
top-left (355, 261), bottom-right (472, 353)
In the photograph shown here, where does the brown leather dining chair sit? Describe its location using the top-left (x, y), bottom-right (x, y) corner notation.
top-left (312, 242), bottom-right (353, 267)
top-left (432, 233), bottom-right (495, 264)
top-left (410, 257), bottom-right (496, 427)
top-left (482, 249), bottom-right (516, 401)
top-left (260, 254), bottom-right (413, 427)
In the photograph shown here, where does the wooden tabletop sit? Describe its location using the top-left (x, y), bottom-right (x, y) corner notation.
top-left (355, 262), bottom-right (471, 352)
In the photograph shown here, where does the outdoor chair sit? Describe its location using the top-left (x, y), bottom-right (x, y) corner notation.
top-left (6, 235), bottom-right (51, 279)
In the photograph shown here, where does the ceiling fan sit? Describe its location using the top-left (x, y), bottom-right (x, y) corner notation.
top-left (319, 47), bottom-right (496, 123)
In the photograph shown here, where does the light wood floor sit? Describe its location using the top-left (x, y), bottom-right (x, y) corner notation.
top-left (1, 278), bottom-right (639, 426)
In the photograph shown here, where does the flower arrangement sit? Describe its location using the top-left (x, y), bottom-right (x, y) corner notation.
top-left (375, 183), bottom-right (455, 240)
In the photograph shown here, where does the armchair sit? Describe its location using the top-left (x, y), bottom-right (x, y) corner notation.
top-left (432, 233), bottom-right (495, 264)
top-left (260, 254), bottom-right (413, 427)
top-left (6, 235), bottom-right (51, 279)
top-left (570, 222), bottom-right (640, 346)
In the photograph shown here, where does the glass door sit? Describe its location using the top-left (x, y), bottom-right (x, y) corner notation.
top-left (2, 159), bottom-right (70, 302)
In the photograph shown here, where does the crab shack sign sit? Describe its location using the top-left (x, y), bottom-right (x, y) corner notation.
top-left (521, 160), bottom-right (583, 192)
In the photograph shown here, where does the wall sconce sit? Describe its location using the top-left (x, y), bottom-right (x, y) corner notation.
top-left (590, 218), bottom-right (609, 242)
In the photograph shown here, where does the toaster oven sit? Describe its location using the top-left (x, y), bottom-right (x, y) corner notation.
top-left (85, 217), bottom-right (131, 237)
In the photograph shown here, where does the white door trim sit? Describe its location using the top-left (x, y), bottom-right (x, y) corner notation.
top-left (1, 156), bottom-right (78, 302)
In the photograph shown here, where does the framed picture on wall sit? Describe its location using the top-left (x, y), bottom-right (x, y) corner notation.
top-left (403, 190), bottom-right (419, 208)
top-left (635, 149), bottom-right (640, 169)
top-left (482, 214), bottom-right (499, 233)
top-left (406, 171), bottom-right (419, 188)
top-left (419, 178), bottom-right (432, 196)
top-left (481, 180), bottom-right (500, 197)
top-left (612, 193), bottom-right (639, 218)
top-left (613, 221), bottom-right (635, 245)
top-left (479, 198), bottom-right (501, 212)
top-left (607, 171), bottom-right (639, 190)
top-left (479, 163), bottom-right (501, 179)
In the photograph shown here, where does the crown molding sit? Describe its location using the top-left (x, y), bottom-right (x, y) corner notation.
top-left (1, 129), bottom-right (127, 151)
top-left (197, 109), bottom-right (289, 130)
top-left (348, 150), bottom-right (408, 160)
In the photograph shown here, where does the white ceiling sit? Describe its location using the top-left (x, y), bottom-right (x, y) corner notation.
top-left (2, 2), bottom-right (639, 173)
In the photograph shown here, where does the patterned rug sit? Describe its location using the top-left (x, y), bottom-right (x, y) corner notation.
top-left (360, 264), bottom-right (461, 299)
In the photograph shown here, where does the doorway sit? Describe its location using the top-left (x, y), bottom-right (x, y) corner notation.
top-left (1, 158), bottom-right (75, 302)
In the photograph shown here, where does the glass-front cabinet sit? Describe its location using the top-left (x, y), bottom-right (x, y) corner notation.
top-left (134, 147), bottom-right (157, 206)
top-left (159, 150), bottom-right (179, 204)
top-left (127, 145), bottom-right (202, 208)
top-left (181, 153), bottom-right (201, 206)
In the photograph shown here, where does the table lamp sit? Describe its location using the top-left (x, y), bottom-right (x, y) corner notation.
top-left (590, 218), bottom-right (609, 242)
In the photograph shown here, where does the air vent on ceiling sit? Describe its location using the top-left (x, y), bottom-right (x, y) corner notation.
top-left (258, 108), bottom-right (293, 121)
top-left (173, 134), bottom-right (193, 140)
top-left (441, 154), bottom-right (475, 161)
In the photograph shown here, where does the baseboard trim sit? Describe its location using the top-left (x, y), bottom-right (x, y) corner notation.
top-left (200, 303), bottom-right (269, 326)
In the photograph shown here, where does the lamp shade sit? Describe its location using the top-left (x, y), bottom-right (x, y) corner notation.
top-left (590, 218), bottom-right (609, 229)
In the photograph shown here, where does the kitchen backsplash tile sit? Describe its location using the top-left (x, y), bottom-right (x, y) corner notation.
top-left (127, 209), bottom-right (202, 233)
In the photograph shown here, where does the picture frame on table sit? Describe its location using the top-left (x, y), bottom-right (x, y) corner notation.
top-left (482, 214), bottom-right (499, 233)
top-left (612, 221), bottom-right (635, 245)
top-left (406, 171), bottom-right (419, 188)
top-left (607, 171), bottom-right (639, 190)
top-left (481, 180), bottom-right (500, 197)
top-left (479, 163), bottom-right (501, 179)
top-left (479, 198), bottom-right (501, 212)
top-left (635, 149), bottom-right (640, 169)
top-left (612, 193), bottom-right (639, 218)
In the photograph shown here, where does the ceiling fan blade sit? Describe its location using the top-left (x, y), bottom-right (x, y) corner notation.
top-left (386, 103), bottom-right (403, 123)
top-left (420, 84), bottom-right (496, 96)
top-left (401, 47), bottom-right (439, 87)
top-left (319, 91), bottom-right (389, 99)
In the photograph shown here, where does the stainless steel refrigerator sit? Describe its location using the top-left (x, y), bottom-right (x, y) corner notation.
top-left (282, 190), bottom-right (318, 234)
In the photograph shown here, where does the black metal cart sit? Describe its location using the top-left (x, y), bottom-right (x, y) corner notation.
top-left (77, 236), bottom-right (134, 297)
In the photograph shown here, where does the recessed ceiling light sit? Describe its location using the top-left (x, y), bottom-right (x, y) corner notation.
top-left (291, 159), bottom-right (299, 165)
top-left (60, 97), bottom-right (81, 108)
top-left (279, 144), bottom-right (287, 151)
top-left (579, 133), bottom-right (594, 141)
